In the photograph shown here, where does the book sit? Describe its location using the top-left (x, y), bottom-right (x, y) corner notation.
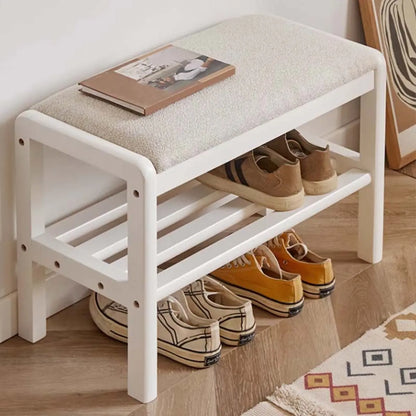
top-left (79, 45), bottom-right (235, 116)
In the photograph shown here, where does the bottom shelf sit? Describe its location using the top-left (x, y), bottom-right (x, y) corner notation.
top-left (36, 168), bottom-right (370, 303)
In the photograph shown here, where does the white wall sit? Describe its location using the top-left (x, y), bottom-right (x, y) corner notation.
top-left (261, 0), bottom-right (365, 142)
top-left (263, 0), bottom-right (364, 41)
top-left (0, 0), bottom-right (364, 341)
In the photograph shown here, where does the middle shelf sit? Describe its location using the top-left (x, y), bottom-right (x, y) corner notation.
top-left (39, 168), bottom-right (370, 302)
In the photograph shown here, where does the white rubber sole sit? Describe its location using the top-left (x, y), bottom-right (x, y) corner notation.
top-left (89, 294), bottom-right (221, 369)
top-left (302, 173), bottom-right (337, 195)
top-left (198, 173), bottom-right (304, 211)
top-left (220, 323), bottom-right (256, 346)
top-left (211, 278), bottom-right (304, 318)
top-left (158, 340), bottom-right (221, 368)
top-left (302, 278), bottom-right (336, 299)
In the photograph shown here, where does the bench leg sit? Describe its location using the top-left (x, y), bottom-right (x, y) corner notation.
top-left (126, 178), bottom-right (158, 403)
top-left (15, 137), bottom-right (47, 342)
top-left (17, 260), bottom-right (47, 342)
top-left (358, 58), bottom-right (386, 264)
top-left (127, 299), bottom-right (157, 403)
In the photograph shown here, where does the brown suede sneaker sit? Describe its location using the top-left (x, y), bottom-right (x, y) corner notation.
top-left (197, 150), bottom-right (304, 211)
top-left (263, 130), bottom-right (337, 195)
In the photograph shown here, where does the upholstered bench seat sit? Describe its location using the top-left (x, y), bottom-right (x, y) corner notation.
top-left (33, 14), bottom-right (379, 173)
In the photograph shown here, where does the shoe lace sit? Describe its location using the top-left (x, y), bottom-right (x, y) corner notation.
top-left (265, 237), bottom-right (280, 249)
top-left (163, 296), bottom-right (189, 321)
top-left (222, 253), bottom-right (252, 269)
top-left (265, 234), bottom-right (308, 261)
top-left (200, 278), bottom-right (222, 300)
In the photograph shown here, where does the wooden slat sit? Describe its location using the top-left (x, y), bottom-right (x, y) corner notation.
top-left (157, 183), bottom-right (234, 231)
top-left (47, 190), bottom-right (127, 243)
top-left (111, 198), bottom-right (261, 271)
top-left (157, 180), bottom-right (198, 204)
top-left (47, 184), bottom-right (234, 245)
top-left (76, 222), bottom-right (127, 260)
top-left (111, 255), bottom-right (128, 272)
top-left (157, 198), bottom-right (261, 265)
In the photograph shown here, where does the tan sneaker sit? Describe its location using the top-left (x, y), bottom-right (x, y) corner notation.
top-left (209, 245), bottom-right (304, 317)
top-left (157, 297), bottom-right (221, 367)
top-left (197, 150), bottom-right (304, 211)
top-left (180, 277), bottom-right (256, 346)
top-left (89, 292), bottom-right (221, 368)
top-left (263, 129), bottom-right (337, 195)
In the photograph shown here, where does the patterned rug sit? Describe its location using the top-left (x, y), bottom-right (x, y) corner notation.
top-left (244, 303), bottom-right (416, 416)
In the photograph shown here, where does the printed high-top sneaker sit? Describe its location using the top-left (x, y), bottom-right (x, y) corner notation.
top-left (89, 292), bottom-right (221, 368)
top-left (197, 149), bottom-right (304, 211)
top-left (265, 229), bottom-right (335, 298)
top-left (179, 276), bottom-right (256, 346)
top-left (262, 129), bottom-right (337, 195)
top-left (209, 245), bottom-right (304, 317)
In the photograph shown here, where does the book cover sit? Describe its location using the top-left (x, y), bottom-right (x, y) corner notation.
top-left (79, 45), bottom-right (235, 115)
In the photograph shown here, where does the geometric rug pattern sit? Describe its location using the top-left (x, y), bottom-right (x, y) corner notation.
top-left (265, 303), bottom-right (416, 416)
top-left (304, 372), bottom-right (411, 415)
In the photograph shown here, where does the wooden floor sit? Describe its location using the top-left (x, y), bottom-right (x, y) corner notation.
top-left (1, 169), bottom-right (415, 416)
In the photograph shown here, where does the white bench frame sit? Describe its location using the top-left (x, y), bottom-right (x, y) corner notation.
top-left (15, 54), bottom-right (386, 403)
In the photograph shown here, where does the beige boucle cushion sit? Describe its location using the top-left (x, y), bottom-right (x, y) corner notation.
top-left (33, 15), bottom-right (379, 173)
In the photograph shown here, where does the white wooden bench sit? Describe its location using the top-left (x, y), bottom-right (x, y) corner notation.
top-left (15, 15), bottom-right (386, 403)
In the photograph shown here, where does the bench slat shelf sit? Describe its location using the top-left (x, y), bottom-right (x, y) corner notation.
top-left (156, 168), bottom-right (371, 300)
top-left (34, 167), bottom-right (371, 302)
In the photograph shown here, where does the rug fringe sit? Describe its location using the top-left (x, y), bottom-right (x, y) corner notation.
top-left (268, 384), bottom-right (337, 416)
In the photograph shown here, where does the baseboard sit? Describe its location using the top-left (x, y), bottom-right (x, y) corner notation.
top-left (300, 111), bottom-right (360, 152)
top-left (0, 274), bottom-right (90, 343)
top-left (322, 118), bottom-right (360, 151)
top-left (300, 99), bottom-right (360, 138)
top-left (0, 291), bottom-right (17, 343)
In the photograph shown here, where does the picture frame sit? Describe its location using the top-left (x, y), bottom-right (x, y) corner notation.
top-left (359, 0), bottom-right (416, 169)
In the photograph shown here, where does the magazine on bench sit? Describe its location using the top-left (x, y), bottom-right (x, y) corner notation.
top-left (79, 45), bottom-right (235, 116)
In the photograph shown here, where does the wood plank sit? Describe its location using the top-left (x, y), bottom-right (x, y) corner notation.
top-left (157, 184), bottom-right (233, 231)
top-left (157, 198), bottom-right (261, 265)
top-left (47, 190), bottom-right (127, 243)
top-left (76, 222), bottom-right (127, 260)
top-left (47, 184), bottom-right (233, 248)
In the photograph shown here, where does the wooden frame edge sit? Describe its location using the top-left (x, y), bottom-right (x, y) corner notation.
top-left (358, 0), bottom-right (415, 169)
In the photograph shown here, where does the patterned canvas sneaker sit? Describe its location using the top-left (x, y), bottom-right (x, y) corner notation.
top-left (197, 150), bottom-right (304, 211)
top-left (262, 129), bottom-right (337, 195)
top-left (265, 229), bottom-right (335, 298)
top-left (89, 292), bottom-right (221, 368)
top-left (209, 245), bottom-right (304, 317)
top-left (180, 277), bottom-right (256, 346)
